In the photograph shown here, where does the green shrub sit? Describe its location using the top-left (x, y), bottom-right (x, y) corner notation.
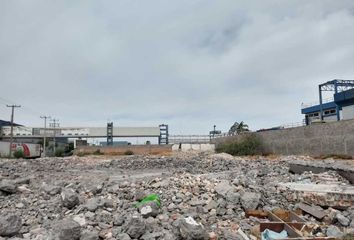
top-left (215, 134), bottom-right (266, 156)
top-left (64, 143), bottom-right (74, 154)
top-left (124, 150), bottom-right (134, 155)
top-left (13, 149), bottom-right (25, 159)
top-left (55, 148), bottom-right (64, 157)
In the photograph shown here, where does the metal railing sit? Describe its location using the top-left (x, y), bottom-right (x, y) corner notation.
top-left (301, 97), bottom-right (334, 108)
top-left (280, 120), bottom-right (306, 129)
top-left (168, 135), bottom-right (212, 144)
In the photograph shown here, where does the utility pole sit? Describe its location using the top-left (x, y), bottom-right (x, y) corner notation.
top-left (40, 116), bottom-right (51, 157)
top-left (50, 119), bottom-right (59, 156)
top-left (6, 105), bottom-right (21, 157)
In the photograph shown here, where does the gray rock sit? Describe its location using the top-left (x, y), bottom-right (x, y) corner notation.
top-left (189, 199), bottom-right (206, 206)
top-left (241, 192), bottom-right (261, 210)
top-left (0, 215), bottom-right (22, 237)
top-left (134, 191), bottom-right (146, 201)
top-left (117, 233), bottom-right (131, 240)
top-left (336, 213), bottom-right (350, 226)
top-left (103, 198), bottom-right (114, 208)
top-left (0, 180), bottom-right (17, 194)
top-left (113, 214), bottom-right (125, 226)
top-left (223, 229), bottom-right (243, 240)
top-left (140, 201), bottom-right (160, 218)
top-left (214, 181), bottom-right (234, 198)
top-left (124, 215), bottom-right (146, 239)
top-left (80, 230), bottom-right (99, 240)
top-left (61, 188), bottom-right (79, 209)
top-left (96, 210), bottom-right (112, 224)
top-left (86, 184), bottom-right (103, 195)
top-left (73, 214), bottom-right (86, 227)
top-left (206, 200), bottom-right (218, 210)
top-left (141, 231), bottom-right (164, 240)
top-left (178, 216), bottom-right (207, 240)
top-left (226, 191), bottom-right (240, 203)
top-left (51, 218), bottom-right (81, 240)
top-left (42, 184), bottom-right (61, 195)
top-left (85, 198), bottom-right (98, 212)
top-left (326, 225), bottom-right (344, 238)
top-left (162, 230), bottom-right (176, 240)
top-left (14, 177), bottom-right (31, 185)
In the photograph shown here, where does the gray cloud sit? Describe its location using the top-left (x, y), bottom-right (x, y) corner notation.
top-left (1, 0), bottom-right (354, 133)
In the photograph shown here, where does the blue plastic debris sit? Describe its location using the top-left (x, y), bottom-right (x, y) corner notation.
top-left (261, 229), bottom-right (288, 240)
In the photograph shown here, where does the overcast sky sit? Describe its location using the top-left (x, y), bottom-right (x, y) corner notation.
top-left (1, 0), bottom-right (354, 134)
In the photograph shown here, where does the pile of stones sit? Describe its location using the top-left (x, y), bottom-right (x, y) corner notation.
top-left (0, 152), bottom-right (352, 239)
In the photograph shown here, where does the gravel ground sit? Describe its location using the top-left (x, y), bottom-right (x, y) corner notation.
top-left (0, 152), bottom-right (353, 240)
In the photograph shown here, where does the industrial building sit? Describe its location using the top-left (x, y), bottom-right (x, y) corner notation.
top-left (301, 80), bottom-right (354, 125)
top-left (1, 122), bottom-right (169, 145)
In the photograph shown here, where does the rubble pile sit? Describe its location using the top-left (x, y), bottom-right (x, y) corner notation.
top-left (0, 152), bottom-right (353, 239)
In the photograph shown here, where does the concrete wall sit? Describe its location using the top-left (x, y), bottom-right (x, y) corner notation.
top-left (75, 145), bottom-right (172, 155)
top-left (214, 119), bottom-right (354, 156)
top-left (171, 143), bottom-right (215, 152)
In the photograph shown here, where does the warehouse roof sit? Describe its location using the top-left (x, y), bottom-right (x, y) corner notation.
top-left (0, 120), bottom-right (22, 127)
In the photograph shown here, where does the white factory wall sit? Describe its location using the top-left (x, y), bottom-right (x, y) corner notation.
top-left (342, 105), bottom-right (354, 120)
top-left (172, 143), bottom-right (215, 152)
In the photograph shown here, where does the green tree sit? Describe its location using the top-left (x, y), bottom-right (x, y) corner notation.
top-left (228, 121), bottom-right (249, 135)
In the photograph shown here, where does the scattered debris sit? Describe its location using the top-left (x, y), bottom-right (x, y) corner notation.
top-left (278, 183), bottom-right (354, 208)
top-left (178, 216), bottom-right (208, 240)
top-left (0, 153), bottom-right (352, 239)
top-left (297, 202), bottom-right (326, 219)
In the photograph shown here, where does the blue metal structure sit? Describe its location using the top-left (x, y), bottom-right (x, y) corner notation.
top-left (318, 80), bottom-right (354, 121)
top-left (334, 88), bottom-right (354, 107)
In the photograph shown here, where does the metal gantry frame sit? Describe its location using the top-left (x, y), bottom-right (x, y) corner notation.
top-left (159, 124), bottom-right (169, 145)
top-left (319, 79), bottom-right (354, 121)
top-left (107, 122), bottom-right (113, 146)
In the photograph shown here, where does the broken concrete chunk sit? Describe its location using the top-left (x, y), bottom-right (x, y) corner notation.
top-left (336, 213), bottom-right (350, 226)
top-left (61, 188), bottom-right (79, 209)
top-left (297, 202), bottom-right (326, 219)
top-left (326, 225), bottom-right (344, 238)
top-left (117, 233), bottom-right (132, 240)
top-left (73, 214), bottom-right (86, 227)
top-left (80, 230), bottom-right (99, 240)
top-left (214, 181), bottom-right (234, 198)
top-left (278, 183), bottom-right (354, 208)
top-left (85, 198), bottom-right (98, 212)
top-left (140, 201), bottom-right (160, 218)
top-left (226, 191), bottom-right (240, 203)
top-left (42, 184), bottom-right (61, 195)
top-left (50, 218), bottom-right (81, 240)
top-left (178, 216), bottom-right (208, 240)
top-left (113, 214), bottom-right (125, 226)
top-left (0, 214), bottom-right (22, 237)
top-left (241, 192), bottom-right (261, 210)
top-left (0, 180), bottom-right (17, 194)
top-left (124, 215), bottom-right (146, 239)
